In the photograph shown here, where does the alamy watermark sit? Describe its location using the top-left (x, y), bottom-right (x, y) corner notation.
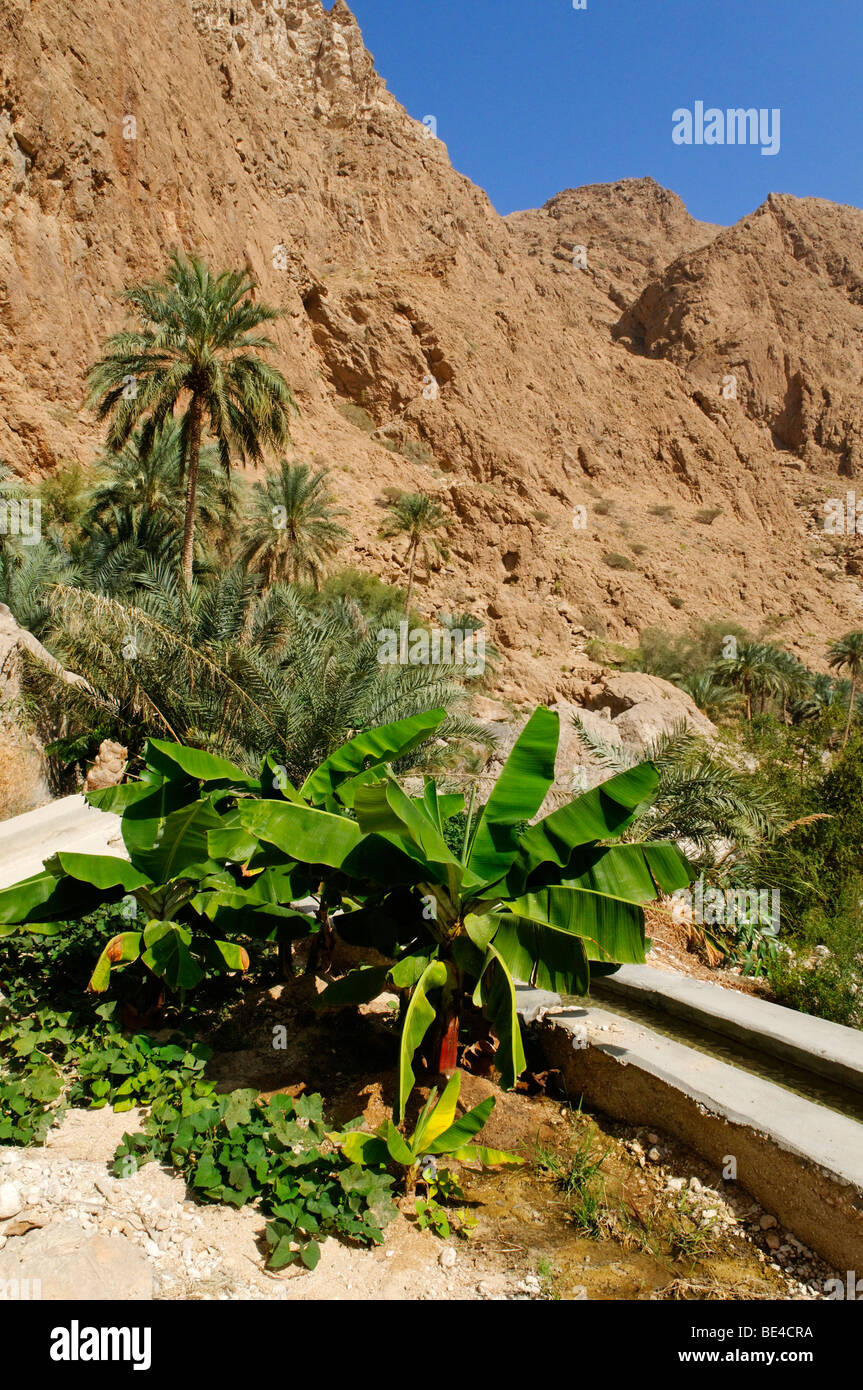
top-left (824, 491), bottom-right (863, 535)
top-left (824, 1271), bottom-right (863, 1300)
top-left (50, 1321), bottom-right (151, 1370)
top-left (376, 622), bottom-right (485, 679)
top-left (672, 880), bottom-right (780, 935)
top-left (0, 497), bottom-right (41, 545)
top-left (672, 103), bottom-right (780, 157)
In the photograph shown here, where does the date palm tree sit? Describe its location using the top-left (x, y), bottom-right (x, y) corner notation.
top-left (791, 672), bottom-right (847, 725)
top-left (828, 630), bottom-right (863, 748)
top-left (38, 574), bottom-right (489, 778)
top-left (86, 253), bottom-right (297, 585)
top-left (379, 491), bottom-right (450, 614)
top-left (712, 640), bottom-right (769, 721)
top-left (239, 460), bottom-right (349, 591)
top-left (86, 419), bottom-right (230, 533)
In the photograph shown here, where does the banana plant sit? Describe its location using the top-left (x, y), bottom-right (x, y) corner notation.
top-left (331, 1069), bottom-right (522, 1198)
top-left (0, 711), bottom-right (453, 995)
top-left (308, 707), bottom-right (693, 1118)
top-left (0, 742), bottom-right (301, 995)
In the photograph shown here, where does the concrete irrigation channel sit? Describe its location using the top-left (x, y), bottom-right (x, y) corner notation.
top-left (518, 973), bottom-right (863, 1272)
top-left (2, 798), bottom-right (862, 1272)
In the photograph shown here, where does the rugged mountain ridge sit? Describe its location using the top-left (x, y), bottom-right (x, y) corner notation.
top-left (1, 0), bottom-right (862, 701)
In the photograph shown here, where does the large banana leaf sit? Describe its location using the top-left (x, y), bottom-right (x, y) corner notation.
top-left (557, 840), bottom-right (692, 901)
top-left (508, 886), bottom-right (647, 965)
top-left (238, 798), bottom-right (429, 886)
top-left (354, 778), bottom-right (484, 893)
top-left (140, 921), bottom-right (204, 991)
top-left (477, 946), bottom-right (526, 1090)
top-left (0, 855), bottom-right (149, 930)
top-left (121, 794), bottom-right (227, 881)
top-left (508, 764), bottom-right (660, 894)
top-left (144, 739), bottom-right (254, 788)
top-left (300, 709), bottom-right (448, 806)
top-left (86, 775), bottom-right (163, 815)
top-left (238, 799), bottom-right (364, 867)
top-left (397, 959), bottom-right (447, 1122)
top-left (206, 821), bottom-right (260, 865)
top-left (467, 706), bottom-right (559, 884)
top-left (52, 853), bottom-right (151, 892)
top-left (491, 911), bottom-right (591, 994)
top-left (354, 778), bottom-right (459, 871)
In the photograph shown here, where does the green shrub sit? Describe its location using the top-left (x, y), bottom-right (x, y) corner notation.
top-left (114, 1088), bottom-right (397, 1270)
top-left (336, 400), bottom-right (377, 434)
top-left (632, 621), bottom-right (750, 682)
top-left (302, 566), bottom-right (407, 622)
top-left (399, 436), bottom-right (436, 468)
top-left (603, 552), bottom-right (636, 571)
top-left (768, 952), bottom-right (861, 1028)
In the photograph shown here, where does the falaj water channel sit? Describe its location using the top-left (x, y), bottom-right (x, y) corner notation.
top-left (519, 967), bottom-right (863, 1276)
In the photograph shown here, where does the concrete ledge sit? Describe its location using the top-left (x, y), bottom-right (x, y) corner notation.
top-left (0, 796), bottom-right (124, 890)
top-left (517, 987), bottom-right (863, 1271)
top-left (595, 963), bottom-right (863, 1095)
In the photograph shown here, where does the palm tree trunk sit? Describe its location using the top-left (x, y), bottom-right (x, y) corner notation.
top-left (405, 541), bottom-right (417, 615)
top-left (745, 679), bottom-right (752, 722)
top-left (181, 393), bottom-right (204, 587)
top-left (842, 675), bottom-right (857, 749)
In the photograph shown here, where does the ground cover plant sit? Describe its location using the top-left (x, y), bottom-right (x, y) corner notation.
top-left (113, 1086), bottom-right (398, 1271)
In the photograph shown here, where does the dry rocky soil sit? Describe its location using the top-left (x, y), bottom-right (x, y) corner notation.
top-left (0, 976), bottom-right (840, 1302)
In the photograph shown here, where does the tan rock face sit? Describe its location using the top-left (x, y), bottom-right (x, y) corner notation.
top-left (619, 194), bottom-right (863, 474)
top-left (83, 739), bottom-right (128, 792)
top-left (579, 672), bottom-right (717, 738)
top-left (0, 0), bottom-right (861, 703)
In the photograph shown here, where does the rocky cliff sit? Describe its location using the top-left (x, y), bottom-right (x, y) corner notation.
top-left (1, 0), bottom-right (861, 700)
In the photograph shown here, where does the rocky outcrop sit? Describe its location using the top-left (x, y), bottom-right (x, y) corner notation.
top-left (83, 740), bottom-right (127, 793)
top-left (0, 0), bottom-right (861, 704)
top-left (576, 671), bottom-right (717, 739)
top-left (0, 603), bottom-right (93, 818)
top-left (618, 194), bottom-right (863, 474)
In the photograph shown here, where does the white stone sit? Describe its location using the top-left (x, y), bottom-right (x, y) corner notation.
top-left (0, 1183), bottom-right (22, 1220)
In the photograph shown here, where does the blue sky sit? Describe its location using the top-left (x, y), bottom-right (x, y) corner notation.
top-left (347, 0), bottom-right (863, 226)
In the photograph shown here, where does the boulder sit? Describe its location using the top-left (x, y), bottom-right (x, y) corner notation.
top-left (0, 1224), bottom-right (153, 1300)
top-left (580, 671), bottom-right (717, 739)
top-left (84, 741), bottom-right (128, 792)
top-left (471, 695), bottom-right (511, 723)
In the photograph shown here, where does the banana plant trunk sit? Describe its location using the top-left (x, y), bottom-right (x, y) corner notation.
top-left (433, 978), bottom-right (461, 1079)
